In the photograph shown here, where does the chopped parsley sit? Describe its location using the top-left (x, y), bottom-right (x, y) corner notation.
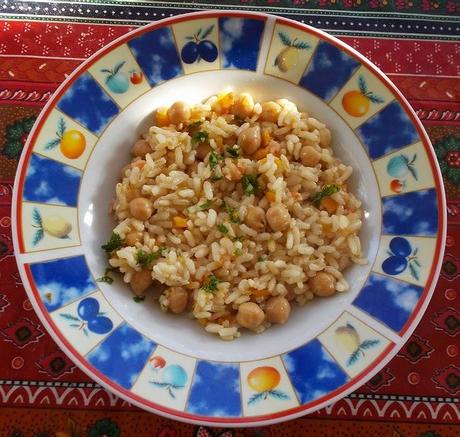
top-left (191, 130), bottom-right (209, 145)
top-left (310, 184), bottom-right (340, 207)
top-left (241, 173), bottom-right (261, 196)
top-left (226, 146), bottom-right (240, 159)
top-left (96, 267), bottom-right (118, 284)
top-left (202, 275), bottom-right (222, 293)
top-left (133, 296), bottom-right (145, 303)
top-left (220, 201), bottom-right (241, 224)
top-left (257, 255), bottom-right (268, 262)
top-left (101, 232), bottom-right (124, 253)
top-left (218, 223), bottom-right (229, 234)
top-left (136, 246), bottom-right (166, 267)
top-left (210, 174), bottom-right (223, 181)
top-left (209, 150), bottom-right (223, 170)
top-left (199, 199), bottom-right (214, 210)
top-left (233, 248), bottom-right (243, 257)
top-left (188, 120), bottom-right (202, 129)
top-left (231, 235), bottom-right (246, 242)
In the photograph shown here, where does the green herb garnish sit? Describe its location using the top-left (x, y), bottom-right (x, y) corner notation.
top-left (226, 146), bottom-right (240, 159)
top-left (218, 224), bottom-right (229, 234)
top-left (210, 174), bottom-right (223, 181)
top-left (310, 184), bottom-right (340, 207)
top-left (231, 235), bottom-right (246, 242)
top-left (136, 246), bottom-right (166, 267)
top-left (191, 130), bottom-right (209, 145)
top-left (133, 296), bottom-right (145, 303)
top-left (220, 201), bottom-right (241, 224)
top-left (258, 255), bottom-right (267, 262)
top-left (209, 150), bottom-right (223, 170)
top-left (101, 232), bottom-right (124, 253)
top-left (242, 173), bottom-right (261, 196)
top-left (96, 267), bottom-right (117, 284)
top-left (202, 275), bottom-right (222, 293)
top-left (199, 199), bottom-right (214, 210)
top-left (233, 248), bottom-right (243, 257)
top-left (188, 120), bottom-right (203, 129)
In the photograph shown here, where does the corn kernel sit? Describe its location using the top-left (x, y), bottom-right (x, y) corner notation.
top-left (265, 191), bottom-right (276, 203)
top-left (173, 216), bottom-right (188, 228)
top-left (321, 197), bottom-right (338, 214)
top-left (261, 130), bottom-right (271, 147)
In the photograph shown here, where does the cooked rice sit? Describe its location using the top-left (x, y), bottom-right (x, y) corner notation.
top-left (107, 91), bottom-right (366, 340)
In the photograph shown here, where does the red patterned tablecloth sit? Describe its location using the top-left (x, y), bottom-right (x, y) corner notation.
top-left (0, 1), bottom-right (458, 436)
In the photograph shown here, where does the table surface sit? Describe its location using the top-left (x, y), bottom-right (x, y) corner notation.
top-left (0, 1), bottom-right (459, 436)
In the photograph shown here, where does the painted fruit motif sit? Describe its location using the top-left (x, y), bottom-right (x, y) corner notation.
top-left (248, 366), bottom-right (280, 393)
top-left (382, 236), bottom-right (421, 280)
top-left (31, 207), bottom-right (72, 246)
top-left (390, 179), bottom-right (404, 193)
top-left (342, 76), bottom-right (384, 117)
top-left (334, 322), bottom-right (380, 366)
top-left (150, 362), bottom-right (188, 398)
top-left (101, 61), bottom-right (129, 94)
top-left (60, 297), bottom-right (113, 336)
top-left (44, 117), bottom-right (86, 159)
top-left (60, 130), bottom-right (86, 159)
top-left (130, 70), bottom-right (143, 84)
top-left (162, 364), bottom-right (188, 387)
top-left (150, 355), bottom-right (166, 369)
top-left (246, 366), bottom-right (289, 405)
top-left (181, 25), bottom-right (217, 64)
top-left (275, 32), bottom-right (310, 72)
top-left (335, 324), bottom-right (361, 354)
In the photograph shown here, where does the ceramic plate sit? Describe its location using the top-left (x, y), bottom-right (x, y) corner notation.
top-left (12, 11), bottom-right (446, 427)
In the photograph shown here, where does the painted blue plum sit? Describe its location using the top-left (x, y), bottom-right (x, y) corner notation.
top-left (389, 237), bottom-right (411, 257)
top-left (162, 364), bottom-right (187, 387)
top-left (88, 316), bottom-right (113, 334)
top-left (181, 41), bottom-right (199, 64)
top-left (77, 298), bottom-right (100, 321)
top-left (198, 40), bottom-right (218, 62)
top-left (387, 155), bottom-right (409, 179)
top-left (382, 255), bottom-right (407, 275)
top-left (106, 73), bottom-right (129, 94)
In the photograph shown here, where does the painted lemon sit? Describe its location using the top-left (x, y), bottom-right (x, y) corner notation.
top-left (60, 130), bottom-right (86, 159)
top-left (342, 90), bottom-right (370, 117)
top-left (247, 366), bottom-right (280, 393)
top-left (275, 46), bottom-right (299, 72)
top-left (42, 216), bottom-right (72, 238)
top-left (334, 325), bottom-right (361, 354)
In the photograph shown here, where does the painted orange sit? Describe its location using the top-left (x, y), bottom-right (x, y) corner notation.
top-left (342, 90), bottom-right (369, 117)
top-left (247, 366), bottom-right (281, 393)
top-left (59, 130), bottom-right (86, 159)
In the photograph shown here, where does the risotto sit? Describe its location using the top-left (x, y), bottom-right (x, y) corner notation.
top-left (103, 91), bottom-right (366, 340)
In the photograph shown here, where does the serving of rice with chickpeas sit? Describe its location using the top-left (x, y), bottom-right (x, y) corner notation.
top-left (102, 91), bottom-right (366, 341)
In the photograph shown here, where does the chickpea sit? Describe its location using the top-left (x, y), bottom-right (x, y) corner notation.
top-left (233, 93), bottom-right (255, 119)
top-left (168, 287), bottom-right (189, 314)
top-left (244, 206), bottom-right (266, 232)
top-left (130, 270), bottom-right (153, 296)
top-left (129, 197), bottom-right (153, 221)
top-left (125, 230), bottom-right (143, 246)
top-left (238, 125), bottom-right (261, 155)
top-left (309, 272), bottom-right (336, 297)
top-left (167, 101), bottom-right (191, 125)
top-left (236, 302), bottom-right (265, 329)
top-left (195, 142), bottom-right (212, 160)
top-left (260, 101), bottom-right (281, 123)
top-left (266, 205), bottom-right (291, 232)
top-left (319, 127), bottom-right (331, 148)
top-left (300, 145), bottom-right (321, 167)
top-left (265, 296), bottom-right (291, 324)
top-left (132, 139), bottom-right (151, 157)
